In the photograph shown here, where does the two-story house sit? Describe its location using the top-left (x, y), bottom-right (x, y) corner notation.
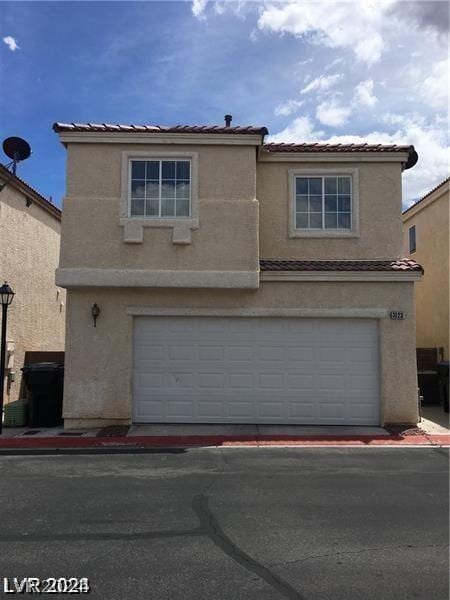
top-left (54, 119), bottom-right (422, 429)
top-left (402, 178), bottom-right (449, 361)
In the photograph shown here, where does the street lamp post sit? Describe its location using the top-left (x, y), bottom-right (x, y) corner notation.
top-left (0, 282), bottom-right (15, 434)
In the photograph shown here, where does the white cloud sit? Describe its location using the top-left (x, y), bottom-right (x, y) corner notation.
top-left (3, 36), bottom-right (20, 51)
top-left (274, 99), bottom-right (304, 117)
top-left (325, 57), bottom-right (345, 71)
top-left (316, 99), bottom-right (351, 127)
top-left (192, 0), bottom-right (208, 19)
top-left (249, 28), bottom-right (258, 43)
top-left (257, 1), bottom-right (396, 65)
top-left (301, 73), bottom-right (343, 95)
top-left (418, 59), bottom-right (448, 110)
top-left (268, 116), bottom-right (324, 143)
top-left (269, 112), bottom-right (448, 203)
top-left (323, 116), bottom-right (449, 204)
top-left (353, 79), bottom-right (378, 108)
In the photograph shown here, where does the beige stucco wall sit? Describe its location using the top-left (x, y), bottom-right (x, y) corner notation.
top-left (0, 183), bottom-right (65, 403)
top-left (403, 186), bottom-right (449, 359)
top-left (257, 160), bottom-right (404, 260)
top-left (63, 281), bottom-right (418, 428)
top-left (60, 143), bottom-right (259, 273)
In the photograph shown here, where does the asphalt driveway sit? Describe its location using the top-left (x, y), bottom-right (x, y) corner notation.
top-left (0, 448), bottom-right (448, 600)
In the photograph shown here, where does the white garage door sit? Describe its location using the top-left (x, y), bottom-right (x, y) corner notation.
top-left (133, 317), bottom-right (380, 425)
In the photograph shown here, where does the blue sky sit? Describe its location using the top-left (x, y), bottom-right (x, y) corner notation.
top-left (0, 0), bottom-right (448, 208)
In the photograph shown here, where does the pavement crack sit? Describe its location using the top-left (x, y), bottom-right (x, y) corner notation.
top-left (267, 543), bottom-right (450, 568)
top-left (192, 494), bottom-right (306, 600)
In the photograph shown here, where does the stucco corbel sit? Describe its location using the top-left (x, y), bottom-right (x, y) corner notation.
top-left (123, 221), bottom-right (144, 244)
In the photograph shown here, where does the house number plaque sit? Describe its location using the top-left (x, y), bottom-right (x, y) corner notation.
top-left (390, 311), bottom-right (405, 320)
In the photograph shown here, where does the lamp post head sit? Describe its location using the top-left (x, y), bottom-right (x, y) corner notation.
top-left (0, 282), bottom-right (14, 307)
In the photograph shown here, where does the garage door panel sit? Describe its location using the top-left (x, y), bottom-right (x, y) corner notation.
top-left (286, 373), bottom-right (314, 391)
top-left (198, 345), bottom-right (224, 360)
top-left (226, 346), bottom-right (254, 361)
top-left (227, 402), bottom-right (254, 418)
top-left (257, 345), bottom-right (285, 361)
top-left (133, 317), bottom-right (380, 425)
top-left (228, 373), bottom-right (254, 389)
top-left (167, 372), bottom-right (194, 389)
top-left (318, 374), bottom-right (346, 390)
top-left (258, 373), bottom-right (284, 390)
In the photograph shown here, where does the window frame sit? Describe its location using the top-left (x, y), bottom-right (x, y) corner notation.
top-left (409, 225), bottom-right (416, 254)
top-left (288, 168), bottom-right (360, 239)
top-left (128, 158), bottom-right (192, 220)
top-left (120, 150), bottom-right (199, 244)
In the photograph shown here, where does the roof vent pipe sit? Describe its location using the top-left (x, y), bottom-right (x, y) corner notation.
top-left (224, 114), bottom-right (232, 127)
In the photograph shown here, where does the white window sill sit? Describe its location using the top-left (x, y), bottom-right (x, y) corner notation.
top-left (289, 229), bottom-right (360, 239)
top-left (120, 217), bottom-right (199, 245)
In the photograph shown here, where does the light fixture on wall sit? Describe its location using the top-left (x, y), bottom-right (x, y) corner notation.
top-left (0, 282), bottom-right (15, 434)
top-left (91, 303), bottom-right (100, 327)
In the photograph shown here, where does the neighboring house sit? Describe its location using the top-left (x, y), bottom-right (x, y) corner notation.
top-left (402, 178), bottom-right (449, 360)
top-left (0, 164), bottom-right (65, 404)
top-left (54, 119), bottom-right (422, 429)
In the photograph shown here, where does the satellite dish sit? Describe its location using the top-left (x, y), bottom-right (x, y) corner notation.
top-left (3, 137), bottom-right (32, 166)
top-left (0, 137), bottom-right (32, 190)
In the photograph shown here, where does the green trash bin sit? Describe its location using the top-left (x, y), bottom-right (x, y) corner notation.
top-left (3, 400), bottom-right (28, 427)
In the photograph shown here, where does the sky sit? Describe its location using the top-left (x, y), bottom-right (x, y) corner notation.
top-left (0, 0), bottom-right (448, 209)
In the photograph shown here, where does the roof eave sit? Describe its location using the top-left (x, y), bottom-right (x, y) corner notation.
top-left (55, 130), bottom-right (267, 148)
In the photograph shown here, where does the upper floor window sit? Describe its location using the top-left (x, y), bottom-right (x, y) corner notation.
top-left (409, 225), bottom-right (416, 254)
top-left (295, 176), bottom-right (352, 230)
top-left (129, 159), bottom-right (191, 218)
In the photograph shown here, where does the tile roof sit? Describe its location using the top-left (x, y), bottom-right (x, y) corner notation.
top-left (260, 259), bottom-right (423, 273)
top-left (263, 142), bottom-right (412, 153)
top-left (0, 164), bottom-right (61, 221)
top-left (402, 177), bottom-right (449, 215)
top-left (263, 142), bottom-right (418, 170)
top-left (53, 122), bottom-right (268, 136)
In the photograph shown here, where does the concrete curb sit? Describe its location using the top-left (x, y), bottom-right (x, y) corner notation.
top-left (0, 434), bottom-right (448, 450)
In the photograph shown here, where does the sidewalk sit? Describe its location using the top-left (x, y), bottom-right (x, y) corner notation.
top-left (0, 422), bottom-right (448, 450)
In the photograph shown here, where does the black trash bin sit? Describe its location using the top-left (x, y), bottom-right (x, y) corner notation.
top-left (437, 361), bottom-right (449, 413)
top-left (21, 362), bottom-right (64, 427)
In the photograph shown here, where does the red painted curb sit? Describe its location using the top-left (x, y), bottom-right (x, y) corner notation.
top-left (0, 433), bottom-right (448, 449)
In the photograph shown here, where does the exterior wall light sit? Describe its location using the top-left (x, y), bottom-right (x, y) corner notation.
top-left (91, 303), bottom-right (100, 327)
top-left (0, 282), bottom-right (15, 434)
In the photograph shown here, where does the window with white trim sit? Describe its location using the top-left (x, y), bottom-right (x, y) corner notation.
top-left (295, 176), bottom-right (352, 230)
top-left (129, 159), bottom-right (191, 218)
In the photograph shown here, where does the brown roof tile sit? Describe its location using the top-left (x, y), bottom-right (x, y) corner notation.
top-left (263, 142), bottom-right (418, 170)
top-left (260, 259), bottom-right (423, 273)
top-left (53, 122), bottom-right (268, 136)
top-left (263, 142), bottom-right (412, 153)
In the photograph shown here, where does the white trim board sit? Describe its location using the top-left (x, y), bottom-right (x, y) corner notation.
top-left (58, 132), bottom-right (264, 146)
top-left (260, 271), bottom-right (422, 282)
top-left (259, 151), bottom-right (410, 164)
top-left (126, 307), bottom-right (389, 318)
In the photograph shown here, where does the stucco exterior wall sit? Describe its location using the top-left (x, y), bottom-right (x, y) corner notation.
top-left (60, 143), bottom-right (259, 274)
top-left (63, 281), bottom-right (418, 428)
top-left (257, 161), bottom-right (403, 260)
top-left (0, 183), bottom-right (65, 403)
top-left (403, 187), bottom-right (449, 359)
